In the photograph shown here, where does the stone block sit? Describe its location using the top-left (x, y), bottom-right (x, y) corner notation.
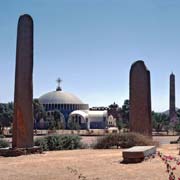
top-left (122, 146), bottom-right (156, 163)
top-left (0, 146), bottom-right (42, 157)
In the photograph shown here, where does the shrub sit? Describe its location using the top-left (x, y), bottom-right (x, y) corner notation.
top-left (93, 134), bottom-right (120, 149)
top-left (34, 137), bottom-right (48, 151)
top-left (35, 135), bottom-right (82, 151)
top-left (119, 132), bottom-right (154, 148)
top-left (58, 135), bottom-right (82, 150)
top-left (93, 132), bottom-right (155, 149)
top-left (0, 139), bottom-right (9, 148)
top-left (175, 124), bottom-right (180, 133)
top-left (0, 134), bottom-right (5, 138)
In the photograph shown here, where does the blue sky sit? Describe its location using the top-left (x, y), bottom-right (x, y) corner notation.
top-left (1, 0), bottom-right (180, 112)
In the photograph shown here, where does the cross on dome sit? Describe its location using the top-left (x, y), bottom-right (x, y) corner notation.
top-left (56, 78), bottom-right (62, 91)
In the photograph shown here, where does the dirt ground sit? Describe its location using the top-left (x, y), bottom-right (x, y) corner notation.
top-left (0, 144), bottom-right (180, 180)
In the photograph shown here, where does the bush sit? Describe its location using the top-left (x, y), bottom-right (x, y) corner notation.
top-left (35, 135), bottom-right (82, 151)
top-left (93, 132), bottom-right (155, 149)
top-left (118, 132), bottom-right (154, 148)
top-left (175, 124), bottom-right (180, 133)
top-left (34, 137), bottom-right (48, 151)
top-left (0, 139), bottom-right (9, 148)
top-left (0, 134), bottom-right (5, 138)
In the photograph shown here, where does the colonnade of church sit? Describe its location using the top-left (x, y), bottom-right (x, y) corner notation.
top-left (42, 103), bottom-right (89, 111)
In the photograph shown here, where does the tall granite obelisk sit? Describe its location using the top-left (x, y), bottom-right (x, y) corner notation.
top-left (12, 14), bottom-right (33, 148)
top-left (129, 60), bottom-right (152, 137)
top-left (169, 73), bottom-right (177, 122)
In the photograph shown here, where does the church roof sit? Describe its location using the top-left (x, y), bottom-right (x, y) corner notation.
top-left (69, 110), bottom-right (107, 122)
top-left (39, 90), bottom-right (84, 104)
top-left (69, 110), bottom-right (89, 118)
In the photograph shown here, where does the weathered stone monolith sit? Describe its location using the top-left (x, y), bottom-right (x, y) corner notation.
top-left (12, 14), bottom-right (33, 148)
top-left (169, 73), bottom-right (177, 122)
top-left (129, 60), bottom-right (152, 137)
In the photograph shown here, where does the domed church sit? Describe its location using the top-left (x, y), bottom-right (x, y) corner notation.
top-left (38, 78), bottom-right (118, 130)
top-left (39, 78), bottom-right (89, 128)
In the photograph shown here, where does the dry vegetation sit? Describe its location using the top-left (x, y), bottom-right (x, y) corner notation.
top-left (0, 144), bottom-right (179, 180)
top-left (93, 132), bottom-right (156, 149)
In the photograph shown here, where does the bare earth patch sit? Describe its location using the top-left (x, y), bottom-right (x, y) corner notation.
top-left (0, 144), bottom-right (179, 180)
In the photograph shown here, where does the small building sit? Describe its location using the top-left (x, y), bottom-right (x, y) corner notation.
top-left (69, 110), bottom-right (108, 129)
top-left (107, 115), bottom-right (117, 127)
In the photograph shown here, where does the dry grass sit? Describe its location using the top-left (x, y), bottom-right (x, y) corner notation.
top-left (0, 144), bottom-right (179, 180)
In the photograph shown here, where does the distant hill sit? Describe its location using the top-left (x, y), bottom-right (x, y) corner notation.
top-left (162, 108), bottom-right (179, 115)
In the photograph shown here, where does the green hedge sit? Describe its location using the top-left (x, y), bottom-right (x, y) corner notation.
top-left (35, 135), bottom-right (82, 151)
top-left (93, 132), bottom-right (155, 149)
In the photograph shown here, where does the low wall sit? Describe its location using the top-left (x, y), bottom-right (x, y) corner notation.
top-left (35, 129), bottom-right (119, 136)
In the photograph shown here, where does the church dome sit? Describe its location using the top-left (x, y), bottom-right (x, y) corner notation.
top-left (39, 90), bottom-right (84, 104)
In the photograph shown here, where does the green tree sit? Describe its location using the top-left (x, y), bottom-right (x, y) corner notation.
top-left (53, 110), bottom-right (65, 129)
top-left (116, 120), bottom-right (125, 131)
top-left (152, 111), bottom-right (169, 133)
top-left (0, 103), bottom-right (14, 134)
top-left (47, 110), bottom-right (65, 130)
top-left (68, 117), bottom-right (81, 130)
top-left (121, 99), bottom-right (130, 128)
top-left (176, 109), bottom-right (180, 120)
top-left (33, 99), bottom-right (46, 129)
top-left (174, 123), bottom-right (180, 134)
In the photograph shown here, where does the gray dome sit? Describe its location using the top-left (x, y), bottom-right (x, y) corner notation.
top-left (39, 90), bottom-right (84, 104)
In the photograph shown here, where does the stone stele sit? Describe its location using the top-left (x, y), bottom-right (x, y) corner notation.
top-left (169, 73), bottom-right (176, 121)
top-left (129, 60), bottom-right (152, 137)
top-left (12, 14), bottom-right (34, 148)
